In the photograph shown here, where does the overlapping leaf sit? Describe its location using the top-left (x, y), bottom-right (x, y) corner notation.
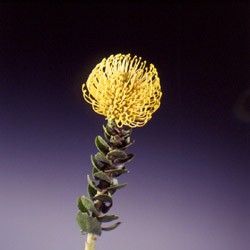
top-left (77, 211), bottom-right (102, 236)
top-left (95, 135), bottom-right (110, 155)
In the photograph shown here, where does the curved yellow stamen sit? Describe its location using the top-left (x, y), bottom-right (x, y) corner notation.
top-left (82, 53), bottom-right (162, 127)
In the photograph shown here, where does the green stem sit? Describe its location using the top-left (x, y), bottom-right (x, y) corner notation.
top-left (85, 233), bottom-right (97, 250)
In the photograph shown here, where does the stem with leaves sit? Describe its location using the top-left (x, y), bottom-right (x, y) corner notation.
top-left (76, 120), bottom-right (135, 250)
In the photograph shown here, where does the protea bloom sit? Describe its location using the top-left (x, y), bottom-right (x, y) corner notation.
top-left (77, 53), bottom-right (162, 250)
top-left (82, 53), bottom-right (162, 127)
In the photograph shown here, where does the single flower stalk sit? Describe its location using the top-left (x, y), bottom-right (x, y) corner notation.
top-left (77, 53), bottom-right (162, 250)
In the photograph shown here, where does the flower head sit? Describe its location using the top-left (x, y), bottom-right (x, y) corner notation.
top-left (82, 53), bottom-right (162, 127)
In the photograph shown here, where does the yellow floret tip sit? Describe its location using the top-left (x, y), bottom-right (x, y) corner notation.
top-left (82, 53), bottom-right (162, 128)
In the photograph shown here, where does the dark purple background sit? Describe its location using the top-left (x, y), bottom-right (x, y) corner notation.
top-left (0, 2), bottom-right (249, 250)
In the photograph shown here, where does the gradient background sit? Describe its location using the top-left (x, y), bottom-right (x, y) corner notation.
top-left (0, 2), bottom-right (249, 250)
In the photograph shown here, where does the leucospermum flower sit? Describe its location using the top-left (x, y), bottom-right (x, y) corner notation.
top-left (82, 53), bottom-right (162, 127)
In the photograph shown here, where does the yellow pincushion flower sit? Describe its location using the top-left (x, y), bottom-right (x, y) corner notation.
top-left (82, 53), bottom-right (162, 127)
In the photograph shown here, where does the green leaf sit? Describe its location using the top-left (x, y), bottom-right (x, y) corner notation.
top-left (91, 155), bottom-right (103, 179)
top-left (94, 152), bottom-right (112, 165)
top-left (77, 196), bottom-right (90, 214)
top-left (76, 211), bottom-right (102, 236)
top-left (114, 153), bottom-right (135, 164)
top-left (103, 125), bottom-right (111, 140)
top-left (91, 155), bottom-right (102, 174)
top-left (105, 168), bottom-right (129, 175)
top-left (101, 222), bottom-right (121, 231)
top-left (106, 120), bottom-right (116, 135)
top-left (95, 135), bottom-right (110, 155)
top-left (107, 183), bottom-right (128, 192)
top-left (93, 171), bottom-right (111, 183)
top-left (79, 195), bottom-right (99, 214)
top-left (93, 194), bottom-right (112, 204)
top-left (107, 149), bottom-right (127, 161)
top-left (120, 140), bottom-right (135, 150)
top-left (87, 175), bottom-right (97, 199)
top-left (97, 214), bottom-right (119, 223)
